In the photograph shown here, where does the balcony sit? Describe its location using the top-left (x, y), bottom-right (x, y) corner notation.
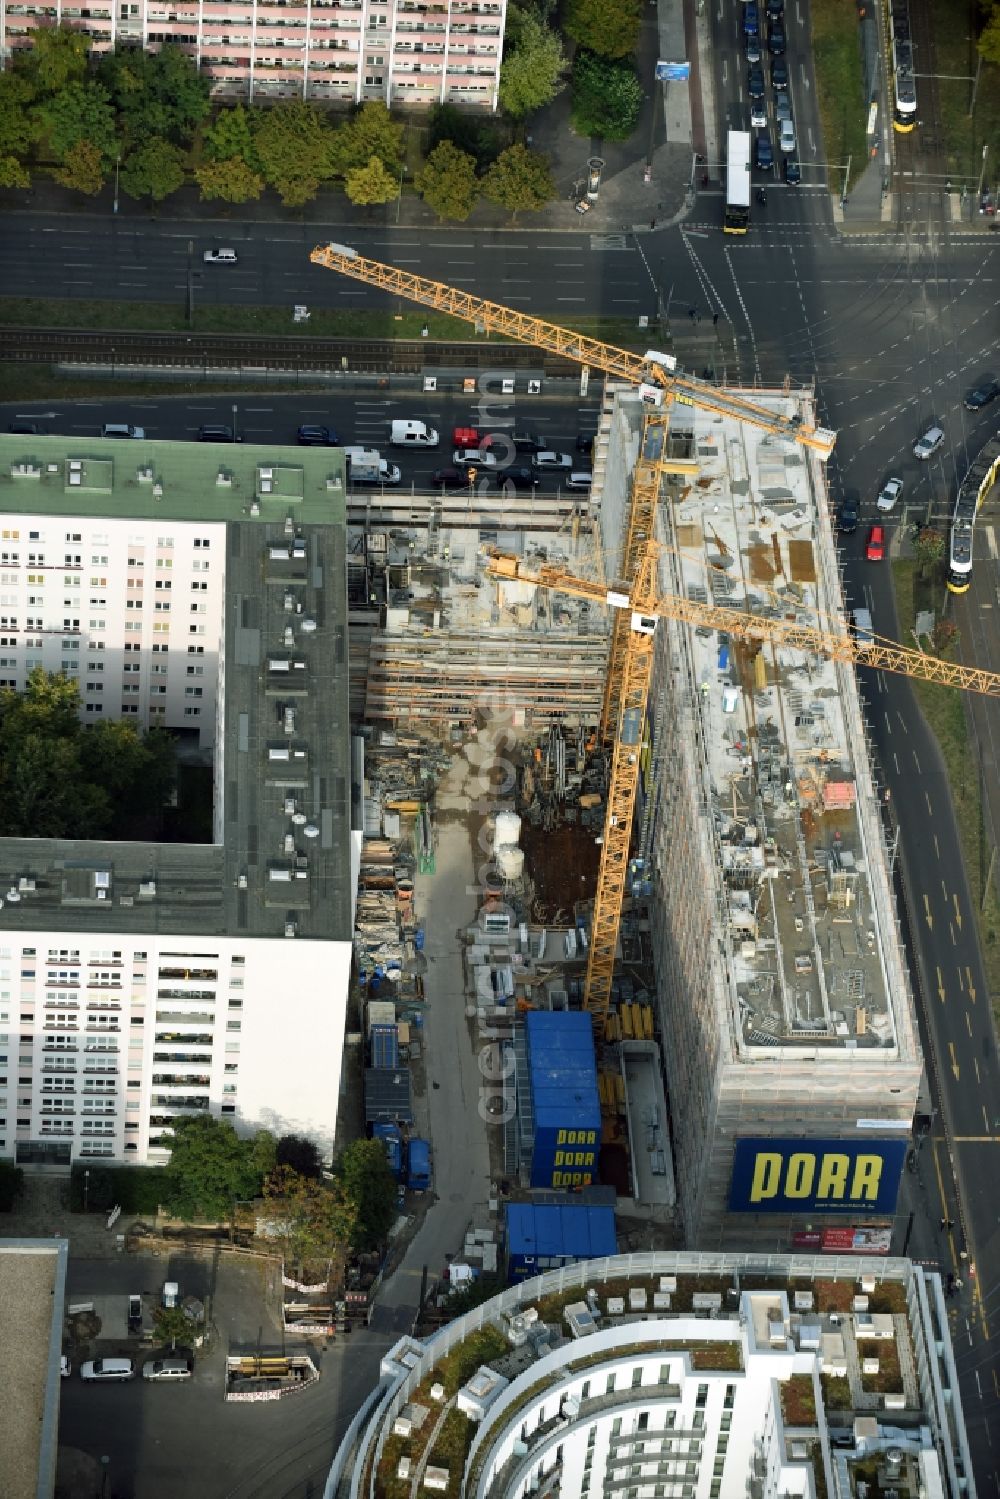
top-left (152, 1073), bottom-right (211, 1087)
top-left (151, 1094), bottom-right (210, 1110)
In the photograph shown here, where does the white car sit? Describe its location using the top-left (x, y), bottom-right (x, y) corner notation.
top-left (60, 1356), bottom-right (71, 1378)
top-left (102, 423), bottom-right (145, 440)
top-left (750, 101), bottom-right (767, 129)
top-left (452, 448), bottom-right (498, 468)
top-left (876, 476), bottom-right (904, 512)
top-left (143, 1358), bottom-right (192, 1381)
top-left (203, 247), bottom-right (238, 264)
top-left (531, 451), bottom-right (573, 470)
top-left (80, 1358), bottom-right (134, 1381)
top-left (913, 425), bottom-right (944, 460)
top-left (779, 119), bottom-right (796, 154)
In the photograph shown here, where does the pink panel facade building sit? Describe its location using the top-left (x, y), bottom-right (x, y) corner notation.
top-left (0, 0), bottom-right (506, 109)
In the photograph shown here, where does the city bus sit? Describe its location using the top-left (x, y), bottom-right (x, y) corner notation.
top-left (724, 129), bottom-right (751, 234)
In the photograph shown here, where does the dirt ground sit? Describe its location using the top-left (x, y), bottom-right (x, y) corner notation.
top-left (519, 818), bottom-right (601, 922)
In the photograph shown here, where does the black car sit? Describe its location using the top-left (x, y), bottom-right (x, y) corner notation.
top-left (964, 381), bottom-right (1000, 411)
top-left (745, 35), bottom-right (762, 63)
top-left (784, 157), bottom-right (801, 185)
top-left (771, 56), bottom-right (788, 89)
top-left (482, 430), bottom-right (546, 456)
top-left (742, 0), bottom-right (759, 36)
top-left (755, 134), bottom-right (774, 172)
top-left (492, 465), bottom-right (539, 491)
top-left (837, 500), bottom-right (859, 534)
top-left (575, 433), bottom-right (595, 455)
top-left (767, 0), bottom-right (783, 14)
top-left (747, 64), bottom-right (765, 100)
top-left (768, 19), bottom-right (786, 53)
top-left (8, 421), bottom-right (40, 435)
top-left (297, 424), bottom-right (339, 446)
top-left (429, 466), bottom-right (472, 489)
top-left (198, 424), bottom-right (241, 442)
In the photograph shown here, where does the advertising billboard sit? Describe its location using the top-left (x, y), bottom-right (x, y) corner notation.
top-left (791, 1227), bottom-right (893, 1255)
top-left (729, 1137), bottom-right (906, 1215)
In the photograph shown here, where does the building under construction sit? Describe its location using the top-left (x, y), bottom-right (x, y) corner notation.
top-left (595, 385), bottom-right (923, 1247)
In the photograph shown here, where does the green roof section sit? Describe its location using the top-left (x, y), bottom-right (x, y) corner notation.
top-left (0, 436), bottom-right (347, 527)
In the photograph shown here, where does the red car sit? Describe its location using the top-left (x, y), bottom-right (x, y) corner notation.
top-left (866, 524), bottom-right (885, 562)
top-left (452, 425), bottom-right (479, 449)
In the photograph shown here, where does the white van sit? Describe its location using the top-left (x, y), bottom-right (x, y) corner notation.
top-left (390, 419), bottom-right (439, 449)
top-left (344, 447), bottom-right (402, 486)
top-left (102, 423), bottom-right (145, 440)
top-left (851, 607), bottom-right (874, 645)
top-left (80, 1357), bottom-right (135, 1381)
top-left (566, 471), bottom-right (593, 491)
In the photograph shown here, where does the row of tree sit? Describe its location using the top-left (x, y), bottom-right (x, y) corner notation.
top-left (158, 1117), bottom-right (398, 1271)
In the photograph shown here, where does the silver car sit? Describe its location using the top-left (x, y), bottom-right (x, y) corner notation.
top-left (779, 118), bottom-right (796, 153)
top-left (143, 1358), bottom-right (192, 1381)
top-left (913, 425), bottom-right (944, 460)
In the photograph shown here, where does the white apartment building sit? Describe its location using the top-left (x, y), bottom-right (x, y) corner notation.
top-left (327, 1251), bottom-right (976, 1499)
top-left (0, 0), bottom-right (507, 109)
top-left (0, 436), bottom-right (358, 1169)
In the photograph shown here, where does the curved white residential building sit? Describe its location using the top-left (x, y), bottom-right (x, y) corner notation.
top-left (326, 1252), bottom-right (975, 1499)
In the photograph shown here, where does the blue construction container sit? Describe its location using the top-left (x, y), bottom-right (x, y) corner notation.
top-left (407, 1138), bottom-right (431, 1191)
top-left (370, 1023), bottom-right (400, 1070)
top-left (525, 1011), bottom-right (601, 1189)
top-left (505, 1202), bottom-right (617, 1282)
top-left (373, 1122), bottom-right (403, 1180)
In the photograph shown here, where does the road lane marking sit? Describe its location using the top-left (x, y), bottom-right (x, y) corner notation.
top-left (913, 750), bottom-right (921, 771)
top-left (924, 894), bottom-right (933, 930)
top-left (967, 1011), bottom-right (973, 1036)
top-left (954, 893), bottom-right (963, 929)
top-left (987, 526), bottom-right (998, 561)
top-left (926, 791), bottom-right (934, 815)
top-left (937, 965), bottom-right (946, 1001)
top-left (967, 966), bottom-right (977, 1002)
top-left (934, 834), bottom-right (941, 856)
top-left (950, 922), bottom-right (956, 945)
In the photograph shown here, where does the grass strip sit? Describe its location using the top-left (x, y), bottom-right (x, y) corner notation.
top-left (893, 559), bottom-right (1000, 1025)
top-left (927, 0), bottom-right (1000, 183)
top-left (809, 0), bottom-right (870, 191)
top-left (0, 296), bottom-right (653, 350)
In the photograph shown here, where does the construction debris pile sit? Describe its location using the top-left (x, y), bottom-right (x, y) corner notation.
top-left (517, 724), bottom-right (608, 833)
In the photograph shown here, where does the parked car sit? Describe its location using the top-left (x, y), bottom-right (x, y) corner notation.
top-left (964, 381), bottom-right (1000, 410)
top-left (127, 1294), bottom-right (143, 1335)
top-left (866, 524), bottom-right (886, 562)
top-left (8, 420), bottom-right (40, 435)
top-left (198, 425), bottom-right (240, 443)
top-left (836, 499), bottom-right (859, 534)
top-left (575, 433), bottom-right (595, 455)
top-left (531, 451), bottom-right (573, 471)
top-left (876, 476), bottom-right (904, 512)
top-left (297, 424), bottom-right (339, 446)
top-left (143, 1359), bottom-right (192, 1382)
top-left (80, 1358), bottom-right (135, 1382)
top-left (745, 35), bottom-right (762, 62)
top-left (60, 1356), bottom-right (71, 1378)
top-left (913, 425), bottom-right (945, 460)
top-left (102, 423), bottom-right (145, 439)
top-left (203, 248), bottom-right (237, 264)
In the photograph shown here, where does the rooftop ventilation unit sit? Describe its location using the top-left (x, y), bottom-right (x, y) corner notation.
top-left (137, 467), bottom-right (154, 483)
top-left (152, 482), bottom-right (163, 498)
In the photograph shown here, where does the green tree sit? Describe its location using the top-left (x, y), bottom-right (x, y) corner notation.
top-left (499, 6), bottom-right (568, 118)
top-left (163, 1116), bottom-right (275, 1223)
top-left (0, 72), bottom-right (36, 167)
top-left (99, 44), bottom-right (209, 146)
top-left (483, 142), bottom-right (555, 219)
top-left (54, 139), bottom-right (106, 195)
top-left (428, 103), bottom-right (501, 168)
top-left (153, 1305), bottom-right (192, 1351)
top-left (119, 136), bottom-right (186, 202)
top-left (344, 153), bottom-right (399, 207)
top-left (276, 1135), bottom-right (324, 1179)
top-left (34, 80), bottom-right (118, 165)
top-left (195, 156), bottom-right (264, 204)
top-left (978, 1), bottom-right (1000, 62)
top-left (203, 104), bottom-right (260, 168)
top-left (914, 526), bottom-right (945, 577)
top-left (20, 23), bottom-right (89, 94)
top-left (416, 140), bottom-right (478, 221)
top-left (570, 50), bottom-right (643, 139)
top-left (253, 101), bottom-right (336, 207)
top-left (330, 100), bottom-right (404, 175)
top-left (564, 0), bottom-right (640, 59)
top-left (264, 1165), bottom-right (357, 1273)
top-left (78, 720), bottom-right (176, 825)
top-left (333, 1138), bottom-right (396, 1251)
top-left (0, 154), bottom-right (30, 189)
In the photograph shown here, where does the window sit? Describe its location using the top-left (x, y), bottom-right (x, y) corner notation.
top-left (186, 665), bottom-right (204, 676)
top-left (631, 1367), bottom-right (643, 1389)
top-left (193, 538), bottom-right (210, 549)
top-left (184, 706), bottom-right (201, 717)
top-left (155, 579), bottom-right (172, 591)
top-left (191, 581), bottom-right (208, 592)
top-left (606, 1374), bottom-right (616, 1396)
top-left (184, 687), bottom-right (203, 697)
top-left (187, 645), bottom-right (204, 655)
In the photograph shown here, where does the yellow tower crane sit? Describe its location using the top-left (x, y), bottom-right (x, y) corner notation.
top-left (306, 242), bottom-right (992, 1042)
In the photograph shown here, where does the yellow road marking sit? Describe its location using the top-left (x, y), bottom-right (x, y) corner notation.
top-left (924, 894), bottom-right (934, 930)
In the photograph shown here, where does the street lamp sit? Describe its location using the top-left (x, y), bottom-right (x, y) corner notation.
top-left (113, 154), bottom-right (120, 216)
top-left (83, 1168), bottom-right (90, 1213)
top-left (396, 163), bottom-right (406, 225)
top-left (231, 403), bottom-right (238, 443)
top-left (977, 143), bottom-right (990, 210)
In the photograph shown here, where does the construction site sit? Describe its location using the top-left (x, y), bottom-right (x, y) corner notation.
top-left (325, 246), bottom-right (929, 1252)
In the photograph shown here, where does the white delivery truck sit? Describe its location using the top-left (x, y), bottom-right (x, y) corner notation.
top-left (344, 447), bottom-right (402, 486)
top-left (390, 419), bottom-right (439, 449)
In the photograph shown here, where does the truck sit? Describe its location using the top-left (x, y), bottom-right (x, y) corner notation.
top-left (406, 1137), bottom-right (431, 1191)
top-left (373, 1122), bottom-right (403, 1180)
top-left (343, 447), bottom-right (401, 486)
